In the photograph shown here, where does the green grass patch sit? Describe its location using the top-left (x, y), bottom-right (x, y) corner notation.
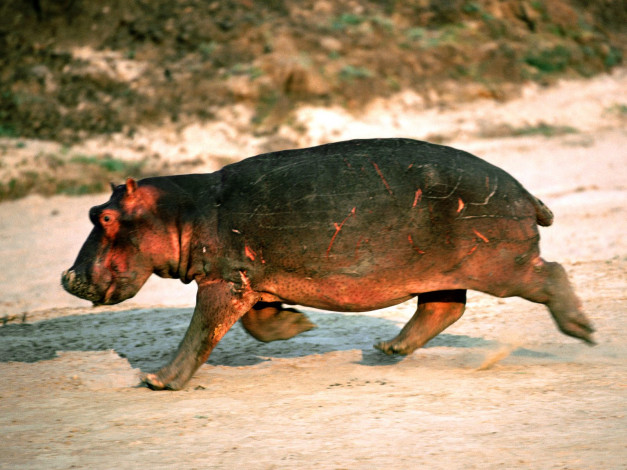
top-left (252, 90), bottom-right (280, 125)
top-left (604, 46), bottom-right (622, 68)
top-left (0, 124), bottom-right (18, 138)
top-left (198, 41), bottom-right (217, 60)
top-left (0, 152), bottom-right (150, 201)
top-left (606, 103), bottom-right (627, 116)
top-left (339, 65), bottom-right (373, 80)
top-left (404, 24), bottom-right (467, 49)
top-left (331, 13), bottom-right (366, 31)
top-left (405, 27), bottom-right (426, 42)
top-left (479, 122), bottom-right (580, 139)
top-left (228, 63), bottom-right (264, 80)
top-left (524, 45), bottom-right (572, 73)
top-left (0, 178), bottom-right (32, 200)
top-left (511, 122), bottom-right (578, 137)
top-left (70, 154), bottom-right (144, 174)
top-left (55, 181), bottom-right (106, 195)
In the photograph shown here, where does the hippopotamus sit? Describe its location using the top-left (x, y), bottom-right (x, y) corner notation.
top-left (61, 138), bottom-right (594, 390)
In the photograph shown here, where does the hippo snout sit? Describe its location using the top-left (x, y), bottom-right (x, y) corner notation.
top-left (61, 269), bottom-right (74, 293)
top-left (61, 268), bottom-right (103, 304)
top-left (61, 269), bottom-right (74, 287)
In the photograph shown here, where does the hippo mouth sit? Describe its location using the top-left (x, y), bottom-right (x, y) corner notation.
top-left (61, 269), bottom-right (137, 306)
top-left (61, 269), bottom-right (105, 303)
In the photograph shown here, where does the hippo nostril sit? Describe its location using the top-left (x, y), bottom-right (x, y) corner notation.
top-left (61, 269), bottom-right (77, 291)
top-left (62, 269), bottom-right (73, 280)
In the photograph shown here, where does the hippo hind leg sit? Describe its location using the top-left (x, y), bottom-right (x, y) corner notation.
top-left (375, 290), bottom-right (467, 355)
top-left (240, 301), bottom-right (316, 342)
top-left (516, 259), bottom-right (595, 344)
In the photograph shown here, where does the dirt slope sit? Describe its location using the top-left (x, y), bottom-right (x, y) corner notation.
top-left (1, 0), bottom-right (624, 144)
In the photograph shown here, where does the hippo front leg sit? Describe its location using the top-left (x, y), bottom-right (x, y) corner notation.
top-left (143, 281), bottom-right (257, 390)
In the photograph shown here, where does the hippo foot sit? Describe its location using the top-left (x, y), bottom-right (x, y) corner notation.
top-left (516, 260), bottom-right (596, 346)
top-left (141, 372), bottom-right (185, 391)
top-left (264, 308), bottom-right (317, 341)
top-left (241, 304), bottom-right (316, 342)
top-left (374, 339), bottom-right (417, 356)
top-left (374, 290), bottom-right (468, 356)
top-left (556, 312), bottom-right (596, 345)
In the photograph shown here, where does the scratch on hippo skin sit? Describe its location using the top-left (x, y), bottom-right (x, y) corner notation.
top-left (412, 188), bottom-right (422, 207)
top-left (326, 207), bottom-right (357, 259)
top-left (457, 198), bottom-right (465, 213)
top-left (473, 229), bottom-right (490, 243)
top-left (245, 245), bottom-right (257, 261)
top-left (459, 214), bottom-right (501, 221)
top-left (407, 234), bottom-right (425, 254)
top-left (252, 154), bottom-right (340, 185)
top-left (244, 245), bottom-right (266, 264)
top-left (286, 189), bottom-right (373, 206)
top-left (469, 176), bottom-right (498, 206)
top-left (371, 161), bottom-right (394, 196)
top-left (426, 174), bottom-right (462, 200)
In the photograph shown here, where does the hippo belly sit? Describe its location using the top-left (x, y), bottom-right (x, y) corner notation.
top-left (256, 273), bottom-right (417, 312)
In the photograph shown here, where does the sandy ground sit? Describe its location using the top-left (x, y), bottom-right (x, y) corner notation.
top-left (0, 71), bottom-right (626, 469)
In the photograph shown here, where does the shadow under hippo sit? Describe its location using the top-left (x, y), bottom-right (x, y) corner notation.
top-left (0, 308), bottom-right (501, 370)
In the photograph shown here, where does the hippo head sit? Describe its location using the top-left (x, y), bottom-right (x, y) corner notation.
top-left (62, 178), bottom-right (187, 305)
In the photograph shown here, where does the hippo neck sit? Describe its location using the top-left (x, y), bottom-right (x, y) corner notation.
top-left (158, 173), bottom-right (222, 284)
top-left (138, 173), bottom-right (221, 284)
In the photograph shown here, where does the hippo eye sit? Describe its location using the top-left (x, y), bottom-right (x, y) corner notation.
top-left (100, 212), bottom-right (115, 225)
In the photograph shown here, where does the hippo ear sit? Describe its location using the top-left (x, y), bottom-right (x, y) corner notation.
top-left (125, 178), bottom-right (138, 195)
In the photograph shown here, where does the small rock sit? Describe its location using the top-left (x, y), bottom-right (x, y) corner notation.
top-left (320, 37), bottom-right (342, 53)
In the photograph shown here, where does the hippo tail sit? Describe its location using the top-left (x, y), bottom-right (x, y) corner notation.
top-left (530, 194), bottom-right (554, 227)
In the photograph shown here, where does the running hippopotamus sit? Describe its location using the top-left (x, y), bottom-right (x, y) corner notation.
top-left (61, 138), bottom-right (594, 390)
